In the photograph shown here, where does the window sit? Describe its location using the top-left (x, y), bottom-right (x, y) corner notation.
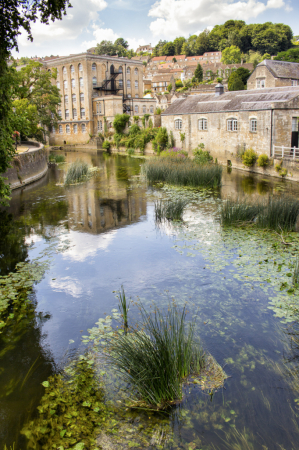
top-left (63, 66), bottom-right (67, 75)
top-left (63, 80), bottom-right (68, 89)
top-left (73, 124), bottom-right (78, 134)
top-left (153, 83), bottom-right (157, 87)
top-left (72, 93), bottom-right (76, 103)
top-left (198, 118), bottom-right (208, 130)
top-left (70, 65), bottom-right (75, 73)
top-left (58, 109), bottom-right (62, 118)
top-left (135, 80), bottom-right (138, 88)
top-left (57, 81), bottom-right (60, 89)
top-left (119, 79), bottom-right (123, 87)
top-left (59, 125), bottom-right (63, 134)
top-left (127, 67), bottom-right (131, 74)
top-left (257, 79), bottom-right (265, 89)
top-left (92, 63), bottom-right (96, 71)
top-left (292, 80), bottom-right (298, 86)
top-left (143, 105), bottom-right (146, 113)
top-left (80, 108), bottom-right (85, 118)
top-left (135, 105), bottom-right (139, 113)
top-left (175, 119), bottom-right (182, 130)
top-left (127, 80), bottom-right (131, 88)
top-left (73, 108), bottom-right (77, 118)
top-left (99, 103), bottom-right (102, 113)
top-left (82, 123), bottom-right (86, 133)
top-left (52, 126), bottom-right (55, 134)
top-left (292, 117), bottom-right (298, 132)
top-left (150, 106), bottom-right (154, 113)
top-left (135, 94), bottom-right (139, 98)
top-left (79, 77), bottom-right (84, 87)
top-left (66, 124), bottom-right (70, 134)
top-left (80, 92), bottom-right (84, 102)
top-left (119, 66), bottom-right (123, 73)
top-left (92, 76), bottom-right (97, 86)
top-left (250, 118), bottom-right (257, 132)
top-left (134, 68), bottom-right (138, 75)
top-left (98, 120), bottom-right (102, 131)
top-left (78, 63), bottom-right (83, 72)
top-left (71, 78), bottom-right (75, 88)
top-left (127, 94), bottom-right (131, 98)
top-left (96, 103), bottom-right (98, 114)
top-left (64, 95), bottom-right (68, 104)
top-left (65, 109), bottom-right (69, 119)
top-left (227, 118), bottom-right (238, 131)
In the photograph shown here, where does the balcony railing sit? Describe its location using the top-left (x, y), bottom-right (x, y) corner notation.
top-left (273, 145), bottom-right (299, 161)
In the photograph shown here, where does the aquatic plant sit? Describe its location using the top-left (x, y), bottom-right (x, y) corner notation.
top-left (64, 159), bottom-right (89, 185)
top-left (293, 258), bottom-right (299, 287)
top-left (155, 198), bottom-right (187, 221)
top-left (160, 147), bottom-right (188, 158)
top-left (127, 148), bottom-right (135, 156)
top-left (48, 154), bottom-right (65, 163)
top-left (117, 285), bottom-right (129, 333)
top-left (220, 199), bottom-right (261, 226)
top-left (143, 158), bottom-right (222, 188)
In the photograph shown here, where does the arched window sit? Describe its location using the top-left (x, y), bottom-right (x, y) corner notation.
top-left (134, 68), bottom-right (138, 75)
top-left (135, 94), bottom-right (139, 98)
top-left (227, 118), bottom-right (238, 131)
top-left (175, 119), bottom-right (182, 130)
top-left (71, 79), bottom-right (75, 88)
top-left (59, 125), bottom-right (63, 134)
top-left (127, 67), bottom-right (131, 74)
top-left (92, 63), bottom-right (96, 71)
top-left (127, 80), bottom-right (131, 88)
top-left (70, 65), bottom-right (75, 73)
top-left (118, 66), bottom-right (123, 73)
top-left (58, 109), bottom-right (62, 117)
top-left (250, 118), bottom-right (257, 132)
top-left (66, 124), bottom-right (70, 134)
top-left (79, 77), bottom-right (84, 87)
top-left (135, 105), bottom-right (139, 113)
top-left (80, 92), bottom-right (84, 102)
top-left (73, 108), bottom-right (77, 118)
top-left (143, 106), bottom-right (146, 113)
top-left (65, 109), bottom-right (69, 119)
top-left (119, 79), bottom-right (123, 87)
top-left (150, 106), bottom-right (154, 113)
top-left (72, 93), bottom-right (76, 103)
top-left (92, 76), bottom-right (97, 85)
top-left (135, 80), bottom-right (138, 88)
top-left (78, 63), bottom-right (83, 72)
top-left (198, 118), bottom-right (208, 131)
top-left (82, 123), bottom-right (86, 133)
top-left (64, 95), bottom-right (68, 103)
top-left (80, 108), bottom-right (85, 118)
top-left (63, 66), bottom-right (67, 75)
top-left (127, 94), bottom-right (131, 98)
top-left (56, 81), bottom-right (60, 89)
top-left (63, 80), bottom-right (68, 89)
top-left (73, 124), bottom-right (78, 133)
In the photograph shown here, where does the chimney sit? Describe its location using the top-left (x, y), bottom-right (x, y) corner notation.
top-left (215, 83), bottom-right (224, 96)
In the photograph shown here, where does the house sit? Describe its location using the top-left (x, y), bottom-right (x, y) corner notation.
top-left (247, 60), bottom-right (299, 90)
top-left (136, 44), bottom-right (153, 54)
top-left (161, 84), bottom-right (299, 161)
top-left (44, 53), bottom-right (156, 145)
top-left (151, 74), bottom-right (176, 93)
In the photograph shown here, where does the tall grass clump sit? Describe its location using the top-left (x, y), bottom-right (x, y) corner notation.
top-left (49, 154), bottom-right (65, 163)
top-left (117, 285), bottom-right (129, 333)
top-left (64, 159), bottom-right (89, 185)
top-left (220, 198), bottom-right (261, 226)
top-left (155, 198), bottom-right (187, 221)
top-left (143, 158), bottom-right (222, 188)
top-left (106, 303), bottom-right (205, 409)
top-left (293, 258), bottom-right (299, 287)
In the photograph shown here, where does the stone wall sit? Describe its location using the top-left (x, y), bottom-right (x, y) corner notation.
top-left (3, 142), bottom-right (48, 190)
top-left (247, 65), bottom-right (294, 90)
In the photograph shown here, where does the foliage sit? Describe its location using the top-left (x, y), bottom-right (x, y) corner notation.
top-left (169, 131), bottom-right (175, 148)
top-left (155, 198), bottom-right (187, 221)
top-left (102, 140), bottom-right (111, 151)
top-left (148, 118), bottom-right (153, 128)
top-left (49, 154), bottom-right (65, 163)
top-left (293, 258), bottom-right (299, 287)
top-left (160, 147), bottom-right (188, 158)
top-left (117, 285), bottom-right (130, 333)
top-left (194, 63), bottom-right (203, 82)
top-left (167, 83), bottom-right (172, 92)
top-left (221, 45), bottom-right (242, 64)
top-left (221, 199), bottom-right (261, 226)
top-left (193, 146), bottom-right (213, 164)
top-left (142, 158), bottom-right (222, 188)
top-left (127, 148), bottom-right (135, 155)
top-left (274, 47), bottom-right (299, 63)
top-left (64, 160), bottom-right (89, 185)
top-left (152, 127), bottom-right (169, 152)
top-left (95, 38), bottom-right (132, 57)
top-left (242, 148), bottom-right (257, 166)
top-left (180, 132), bottom-right (185, 143)
top-left (175, 80), bottom-right (183, 89)
top-left (144, 89), bottom-right (152, 95)
top-left (22, 357), bottom-right (106, 449)
top-left (228, 72), bottom-right (245, 91)
top-left (113, 114), bottom-right (130, 133)
top-left (154, 107), bottom-right (162, 115)
top-left (233, 67), bottom-right (251, 85)
top-left (141, 114), bottom-right (150, 128)
top-left (11, 98), bottom-right (40, 140)
top-left (257, 154), bottom-right (269, 167)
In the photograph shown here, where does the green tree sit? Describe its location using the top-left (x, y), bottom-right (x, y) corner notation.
top-left (251, 23), bottom-right (293, 55)
top-left (114, 38), bottom-right (129, 49)
top-left (233, 67), bottom-right (251, 85)
top-left (175, 80), bottom-right (183, 89)
top-left (221, 45), bottom-right (242, 64)
top-left (173, 37), bottom-right (186, 55)
top-left (194, 63), bottom-right (203, 82)
top-left (11, 98), bottom-right (40, 139)
top-left (195, 30), bottom-right (210, 55)
top-left (95, 40), bottom-right (117, 56)
top-left (162, 42), bottom-right (175, 56)
top-left (181, 42), bottom-right (192, 56)
top-left (274, 48), bottom-right (299, 63)
top-left (228, 72), bottom-right (245, 91)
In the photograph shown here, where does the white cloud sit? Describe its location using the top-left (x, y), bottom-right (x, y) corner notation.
top-left (50, 276), bottom-right (86, 298)
top-left (61, 230), bottom-right (116, 262)
top-left (148, 0), bottom-right (287, 39)
top-left (82, 27), bottom-right (147, 51)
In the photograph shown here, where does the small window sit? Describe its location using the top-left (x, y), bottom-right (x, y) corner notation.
top-left (64, 95), bottom-right (68, 104)
top-left (71, 78), bottom-right (75, 88)
top-left (80, 108), bottom-right (85, 118)
top-left (292, 79), bottom-right (298, 86)
top-left (92, 63), bottom-right (96, 71)
top-left (198, 118), bottom-right (208, 131)
top-left (79, 77), bottom-right (84, 87)
top-left (73, 124), bottom-right (78, 134)
top-left (135, 105), bottom-right (139, 113)
top-left (52, 126), bottom-right (55, 134)
top-left (175, 119), bottom-right (182, 130)
top-left (63, 80), bottom-right (68, 89)
top-left (227, 118), bottom-right (238, 132)
top-left (70, 65), bottom-right (75, 73)
top-left (80, 93), bottom-right (84, 102)
top-left (127, 80), bottom-right (131, 88)
top-left (73, 108), bottom-right (77, 118)
top-left (58, 109), bottom-right (62, 118)
top-left (99, 103), bottom-right (102, 113)
top-left (119, 79), bottom-right (123, 87)
top-left (98, 120), bottom-right (102, 131)
top-left (82, 123), bottom-right (86, 133)
top-left (78, 63), bottom-right (83, 72)
top-left (92, 76), bottom-right (97, 86)
top-left (119, 66), bottom-right (123, 73)
top-left (150, 106), bottom-right (154, 113)
top-left (250, 118), bottom-right (257, 132)
top-left (72, 93), bottom-right (76, 103)
top-left (63, 66), bottom-right (67, 75)
top-left (135, 94), bottom-right (139, 98)
top-left (143, 105), bottom-right (146, 113)
top-left (127, 94), bottom-right (131, 98)
top-left (96, 103), bottom-right (98, 114)
top-left (135, 80), bottom-right (138, 88)
top-left (66, 124), bottom-right (70, 134)
top-left (127, 67), bottom-right (131, 74)
top-left (257, 79), bottom-right (265, 89)
top-left (134, 68), bottom-right (138, 75)
top-left (57, 81), bottom-right (60, 89)
top-left (65, 109), bottom-right (69, 119)
top-left (59, 125), bottom-right (63, 134)
top-left (292, 117), bottom-right (299, 132)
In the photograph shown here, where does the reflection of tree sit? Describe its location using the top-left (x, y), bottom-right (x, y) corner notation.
top-left (0, 211), bottom-right (28, 275)
top-left (283, 321), bottom-right (299, 393)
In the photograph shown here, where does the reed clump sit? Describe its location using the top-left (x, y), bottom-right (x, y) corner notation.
top-left (106, 303), bottom-right (205, 409)
top-left (143, 158), bottom-right (222, 188)
top-left (64, 159), bottom-right (89, 185)
top-left (155, 198), bottom-right (187, 221)
top-left (220, 195), bottom-right (299, 231)
top-left (49, 154), bottom-right (66, 163)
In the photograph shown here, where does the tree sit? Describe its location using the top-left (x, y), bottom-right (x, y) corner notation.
top-left (195, 30), bottom-right (210, 55)
top-left (173, 37), bottom-right (186, 55)
top-left (181, 42), bottom-right (192, 56)
top-left (114, 38), bottom-right (128, 49)
top-left (167, 83), bottom-right (172, 92)
top-left (221, 45), bottom-right (242, 64)
top-left (11, 98), bottom-right (40, 139)
top-left (274, 48), bottom-right (299, 63)
top-left (162, 42), bottom-right (175, 56)
top-left (175, 80), bottom-right (183, 89)
top-left (233, 67), bottom-right (251, 85)
top-left (194, 63), bottom-right (203, 82)
top-left (228, 72), bottom-right (245, 91)
top-left (95, 40), bottom-right (117, 56)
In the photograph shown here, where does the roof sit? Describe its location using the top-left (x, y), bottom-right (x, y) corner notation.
top-left (257, 60), bottom-right (299, 80)
top-left (162, 85), bottom-right (299, 115)
top-left (152, 74), bottom-right (174, 82)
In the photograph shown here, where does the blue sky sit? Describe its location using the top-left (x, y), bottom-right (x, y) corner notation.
top-left (13, 0), bottom-right (299, 58)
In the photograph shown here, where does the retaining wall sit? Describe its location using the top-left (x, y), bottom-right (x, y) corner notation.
top-left (3, 141), bottom-right (48, 190)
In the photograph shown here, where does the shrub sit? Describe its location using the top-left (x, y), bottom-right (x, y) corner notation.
top-left (102, 140), bottom-right (110, 150)
top-left (49, 154), bottom-right (65, 163)
top-left (113, 133), bottom-right (122, 149)
top-left (154, 107), bottom-right (162, 115)
top-left (167, 83), bottom-right (172, 92)
top-left (257, 154), bottom-right (269, 167)
top-left (160, 147), bottom-right (188, 158)
top-left (180, 132), bottom-right (185, 143)
top-left (155, 198), bottom-right (187, 221)
top-left (133, 116), bottom-right (140, 123)
top-left (129, 124), bottom-right (140, 136)
top-left (242, 148), bottom-right (257, 167)
top-left (127, 148), bottom-right (135, 155)
top-left (152, 127), bottom-right (168, 152)
top-left (169, 130), bottom-right (175, 148)
top-left (175, 80), bottom-right (183, 89)
top-left (64, 160), bottom-right (89, 185)
top-left (228, 72), bottom-right (244, 91)
top-left (193, 146), bottom-right (213, 164)
top-left (113, 114), bottom-right (130, 133)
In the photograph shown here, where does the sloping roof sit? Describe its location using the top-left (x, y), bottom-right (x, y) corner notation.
top-left (162, 85), bottom-right (299, 115)
top-left (152, 74), bottom-right (174, 82)
top-left (258, 60), bottom-right (299, 79)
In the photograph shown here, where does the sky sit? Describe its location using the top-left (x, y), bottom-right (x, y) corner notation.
top-left (12, 0), bottom-right (299, 58)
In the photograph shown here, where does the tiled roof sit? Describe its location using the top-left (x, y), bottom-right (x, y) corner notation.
top-left (162, 85), bottom-right (299, 115)
top-left (152, 74), bottom-right (174, 82)
top-left (258, 60), bottom-right (299, 79)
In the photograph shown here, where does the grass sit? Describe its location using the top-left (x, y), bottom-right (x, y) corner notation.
top-left (155, 198), bottom-right (187, 221)
top-left (220, 195), bottom-right (299, 231)
top-left (117, 285), bottom-right (129, 333)
top-left (142, 158), bottom-right (222, 188)
top-left (49, 154), bottom-right (66, 163)
top-left (106, 301), bottom-right (205, 409)
top-left (64, 159), bottom-right (89, 185)
top-left (293, 258), bottom-right (299, 287)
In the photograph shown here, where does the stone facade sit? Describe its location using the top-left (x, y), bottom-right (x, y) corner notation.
top-left (247, 60), bottom-right (299, 90)
top-left (44, 53), bottom-right (156, 145)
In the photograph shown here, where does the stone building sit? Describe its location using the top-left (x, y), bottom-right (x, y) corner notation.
top-left (247, 60), bottom-right (299, 90)
top-left (136, 44), bottom-right (153, 54)
top-left (161, 85), bottom-right (299, 161)
top-left (44, 53), bottom-right (156, 145)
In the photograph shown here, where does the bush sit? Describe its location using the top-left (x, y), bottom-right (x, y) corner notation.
top-left (154, 107), bottom-right (162, 115)
top-left (49, 154), bottom-right (65, 163)
top-left (257, 154), bottom-right (269, 167)
top-left (175, 80), bottom-right (183, 89)
top-left (113, 114), bottom-right (130, 133)
top-left (65, 160), bottom-right (89, 185)
top-left (152, 127), bottom-right (168, 152)
top-left (242, 148), bottom-right (257, 167)
top-left (127, 148), bottom-right (135, 155)
top-left (102, 140), bottom-right (110, 150)
top-left (228, 72), bottom-right (244, 91)
top-left (160, 147), bottom-right (188, 158)
top-left (193, 146), bottom-right (213, 164)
